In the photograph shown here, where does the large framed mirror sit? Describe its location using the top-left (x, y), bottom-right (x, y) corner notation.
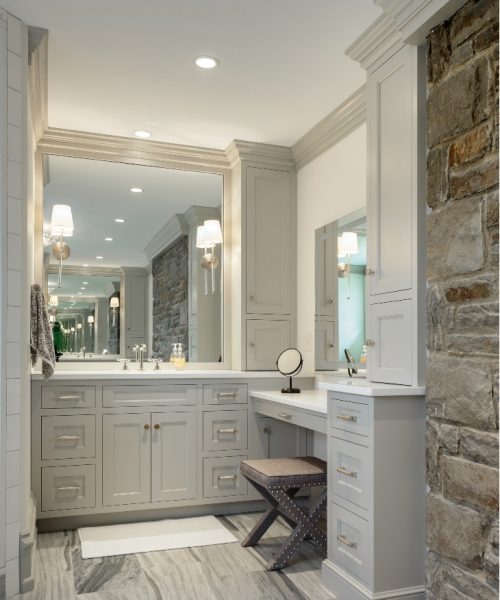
top-left (39, 153), bottom-right (227, 365)
top-left (315, 207), bottom-right (366, 371)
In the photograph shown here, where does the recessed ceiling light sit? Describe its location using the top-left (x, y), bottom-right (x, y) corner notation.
top-left (83, 281), bottom-right (88, 284)
top-left (115, 218), bottom-right (125, 223)
top-left (96, 256), bottom-right (103, 259)
top-left (130, 187), bottom-right (143, 193)
top-left (78, 292), bottom-right (83, 295)
top-left (105, 237), bottom-right (114, 242)
top-left (133, 130), bottom-right (152, 139)
top-left (195, 56), bottom-right (219, 69)
top-left (83, 264), bottom-right (89, 267)
top-left (80, 287), bottom-right (85, 290)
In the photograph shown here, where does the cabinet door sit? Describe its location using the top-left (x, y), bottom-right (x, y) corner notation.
top-left (367, 45), bottom-right (415, 297)
top-left (125, 274), bottom-right (147, 337)
top-left (151, 412), bottom-right (197, 502)
top-left (257, 416), bottom-right (307, 459)
top-left (315, 319), bottom-right (336, 371)
top-left (246, 167), bottom-right (293, 315)
top-left (103, 413), bottom-right (151, 506)
top-left (315, 224), bottom-right (337, 317)
top-left (367, 299), bottom-right (412, 385)
top-left (246, 319), bottom-right (291, 370)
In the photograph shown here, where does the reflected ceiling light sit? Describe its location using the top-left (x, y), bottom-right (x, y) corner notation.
top-left (80, 287), bottom-right (85, 290)
top-left (195, 56), bottom-right (219, 69)
top-left (83, 281), bottom-right (88, 284)
top-left (133, 130), bottom-right (151, 138)
top-left (78, 292), bottom-right (83, 295)
top-left (115, 218), bottom-right (125, 223)
top-left (130, 187), bottom-right (143, 193)
top-left (105, 237), bottom-right (114, 241)
top-left (83, 264), bottom-right (89, 267)
top-left (96, 256), bottom-right (103, 259)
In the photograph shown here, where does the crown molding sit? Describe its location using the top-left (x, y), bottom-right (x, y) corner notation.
top-left (38, 128), bottom-right (230, 172)
top-left (346, 13), bottom-right (404, 73)
top-left (103, 281), bottom-right (120, 298)
top-left (375, 0), bottom-right (468, 44)
top-left (46, 264), bottom-right (121, 278)
top-left (225, 139), bottom-right (295, 170)
top-left (143, 214), bottom-right (188, 262)
top-left (28, 28), bottom-right (48, 144)
top-left (292, 85), bottom-right (367, 170)
top-left (183, 205), bottom-right (220, 229)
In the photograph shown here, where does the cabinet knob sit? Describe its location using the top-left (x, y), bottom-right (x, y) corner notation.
top-left (249, 342), bottom-right (255, 347)
top-left (365, 339), bottom-right (375, 347)
top-left (328, 344), bottom-right (334, 348)
top-left (154, 424), bottom-right (160, 430)
top-left (144, 424), bottom-right (150, 430)
top-left (366, 267), bottom-right (375, 275)
top-left (249, 295), bottom-right (255, 302)
top-left (328, 298), bottom-right (334, 304)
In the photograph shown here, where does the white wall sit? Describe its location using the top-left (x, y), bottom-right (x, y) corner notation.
top-left (296, 124), bottom-right (367, 374)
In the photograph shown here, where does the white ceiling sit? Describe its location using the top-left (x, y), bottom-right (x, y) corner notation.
top-left (4, 0), bottom-right (381, 148)
top-left (43, 155), bottom-right (222, 268)
top-left (47, 274), bottom-right (120, 299)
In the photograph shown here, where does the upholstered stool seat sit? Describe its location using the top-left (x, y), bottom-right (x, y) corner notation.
top-left (240, 457), bottom-right (327, 570)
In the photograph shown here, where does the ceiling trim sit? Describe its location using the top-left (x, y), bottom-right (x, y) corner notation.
top-left (46, 264), bottom-right (122, 278)
top-left (143, 214), bottom-right (188, 262)
top-left (375, 0), bottom-right (468, 44)
top-left (38, 128), bottom-right (231, 173)
top-left (292, 85), bottom-right (367, 170)
top-left (225, 140), bottom-right (295, 170)
top-left (28, 27), bottom-right (48, 143)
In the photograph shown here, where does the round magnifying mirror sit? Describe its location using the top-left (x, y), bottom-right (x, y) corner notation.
top-left (276, 347), bottom-right (303, 394)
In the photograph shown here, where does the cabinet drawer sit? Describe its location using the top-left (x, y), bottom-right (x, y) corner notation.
top-left (203, 384), bottom-right (248, 405)
top-left (103, 385), bottom-right (198, 407)
top-left (253, 398), bottom-right (327, 435)
top-left (41, 386), bottom-right (96, 409)
top-left (203, 410), bottom-right (248, 452)
top-left (42, 415), bottom-right (96, 460)
top-left (331, 502), bottom-right (370, 584)
top-left (203, 456), bottom-right (248, 498)
top-left (331, 398), bottom-right (370, 438)
top-left (331, 438), bottom-right (371, 511)
top-left (41, 464), bottom-right (95, 511)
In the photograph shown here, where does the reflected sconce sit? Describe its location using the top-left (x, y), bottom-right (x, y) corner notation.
top-left (110, 297), bottom-right (120, 326)
top-left (50, 204), bottom-right (74, 286)
top-left (49, 314), bottom-right (55, 324)
top-left (48, 294), bottom-right (59, 307)
top-left (196, 219), bottom-right (223, 295)
top-left (88, 315), bottom-right (94, 331)
top-left (338, 231), bottom-right (359, 300)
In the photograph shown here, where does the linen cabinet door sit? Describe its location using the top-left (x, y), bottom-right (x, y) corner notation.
top-left (151, 412), bottom-right (197, 502)
top-left (103, 413), bottom-right (151, 506)
top-left (246, 319), bottom-right (291, 370)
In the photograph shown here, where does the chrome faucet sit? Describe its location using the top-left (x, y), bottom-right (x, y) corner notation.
top-left (81, 346), bottom-right (86, 358)
top-left (139, 344), bottom-right (147, 370)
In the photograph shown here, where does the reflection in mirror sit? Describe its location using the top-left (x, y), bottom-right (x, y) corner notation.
top-left (42, 155), bottom-right (224, 362)
top-left (315, 208), bottom-right (366, 371)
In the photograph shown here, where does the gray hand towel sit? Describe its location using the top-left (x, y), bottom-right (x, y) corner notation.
top-left (30, 283), bottom-right (55, 379)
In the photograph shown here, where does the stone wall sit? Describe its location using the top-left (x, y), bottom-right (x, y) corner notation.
top-left (426, 1), bottom-right (499, 598)
top-left (152, 236), bottom-right (189, 358)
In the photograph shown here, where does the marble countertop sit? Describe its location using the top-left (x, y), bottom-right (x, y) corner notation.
top-left (318, 376), bottom-right (425, 397)
top-left (250, 389), bottom-right (327, 415)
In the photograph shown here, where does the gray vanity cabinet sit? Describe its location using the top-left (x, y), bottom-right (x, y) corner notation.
top-left (246, 319), bottom-right (291, 370)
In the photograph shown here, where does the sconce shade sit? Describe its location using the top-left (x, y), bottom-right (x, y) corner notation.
top-left (77, 323), bottom-right (82, 330)
top-left (50, 204), bottom-right (74, 237)
top-left (109, 297), bottom-right (120, 309)
top-left (196, 225), bottom-right (211, 248)
top-left (48, 295), bottom-right (59, 306)
top-left (203, 220), bottom-right (223, 245)
top-left (87, 315), bottom-right (94, 324)
top-left (339, 231), bottom-right (358, 256)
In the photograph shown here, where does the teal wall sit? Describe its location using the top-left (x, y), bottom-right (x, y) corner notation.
top-left (338, 273), bottom-right (365, 362)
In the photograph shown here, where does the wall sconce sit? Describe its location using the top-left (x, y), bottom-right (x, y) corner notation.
top-left (338, 231), bottom-right (359, 300)
top-left (50, 204), bottom-right (74, 286)
top-left (110, 297), bottom-right (120, 326)
top-left (49, 314), bottom-right (55, 324)
top-left (196, 219), bottom-right (223, 295)
top-left (88, 315), bottom-right (94, 331)
top-left (48, 294), bottom-right (59, 307)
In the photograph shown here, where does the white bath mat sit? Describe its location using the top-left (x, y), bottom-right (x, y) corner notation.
top-left (78, 515), bottom-right (238, 559)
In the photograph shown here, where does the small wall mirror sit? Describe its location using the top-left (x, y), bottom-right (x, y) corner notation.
top-left (276, 347), bottom-right (303, 393)
top-left (315, 208), bottom-right (366, 371)
top-left (41, 155), bottom-right (224, 363)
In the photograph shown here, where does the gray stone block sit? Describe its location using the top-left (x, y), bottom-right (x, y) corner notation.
top-left (443, 455), bottom-right (499, 510)
top-left (461, 427), bottom-right (499, 466)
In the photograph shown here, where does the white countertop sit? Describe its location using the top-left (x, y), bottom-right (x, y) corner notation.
top-left (250, 389), bottom-right (327, 415)
top-left (319, 376), bottom-right (425, 397)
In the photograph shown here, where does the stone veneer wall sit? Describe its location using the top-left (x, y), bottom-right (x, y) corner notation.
top-left (152, 236), bottom-right (189, 358)
top-left (426, 1), bottom-right (499, 598)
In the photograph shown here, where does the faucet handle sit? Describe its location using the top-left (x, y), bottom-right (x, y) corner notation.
top-left (149, 358), bottom-right (161, 370)
top-left (117, 359), bottom-right (130, 371)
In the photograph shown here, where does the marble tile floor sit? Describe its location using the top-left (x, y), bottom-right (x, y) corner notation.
top-left (21, 512), bottom-right (334, 600)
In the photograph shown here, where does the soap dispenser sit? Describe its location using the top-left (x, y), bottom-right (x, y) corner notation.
top-left (170, 343), bottom-right (178, 366)
top-left (360, 344), bottom-right (367, 364)
top-left (175, 343), bottom-right (186, 370)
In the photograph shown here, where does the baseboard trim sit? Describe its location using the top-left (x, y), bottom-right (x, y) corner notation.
top-left (322, 560), bottom-right (425, 600)
top-left (20, 493), bottom-right (37, 593)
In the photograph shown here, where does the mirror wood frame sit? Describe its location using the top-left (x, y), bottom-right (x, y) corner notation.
top-left (34, 129), bottom-right (232, 369)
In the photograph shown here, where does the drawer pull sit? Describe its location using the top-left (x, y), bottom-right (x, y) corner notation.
top-left (56, 435), bottom-right (80, 442)
top-left (218, 428), bottom-right (237, 434)
top-left (336, 466), bottom-right (357, 478)
top-left (337, 534), bottom-right (358, 549)
top-left (337, 414), bottom-right (357, 423)
top-left (56, 485), bottom-right (81, 492)
top-left (277, 412), bottom-right (292, 419)
top-left (217, 474), bottom-right (237, 481)
top-left (56, 395), bottom-right (81, 401)
top-left (216, 392), bottom-right (237, 399)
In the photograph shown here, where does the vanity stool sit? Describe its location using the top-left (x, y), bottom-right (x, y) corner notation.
top-left (240, 457), bottom-right (327, 570)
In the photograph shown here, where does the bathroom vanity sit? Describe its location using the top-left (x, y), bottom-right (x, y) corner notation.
top-left (31, 371), bottom-right (314, 528)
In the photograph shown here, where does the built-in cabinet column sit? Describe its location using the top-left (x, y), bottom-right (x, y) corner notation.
top-left (228, 142), bottom-right (297, 370)
top-left (315, 223), bottom-right (337, 370)
top-left (122, 268), bottom-right (148, 357)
